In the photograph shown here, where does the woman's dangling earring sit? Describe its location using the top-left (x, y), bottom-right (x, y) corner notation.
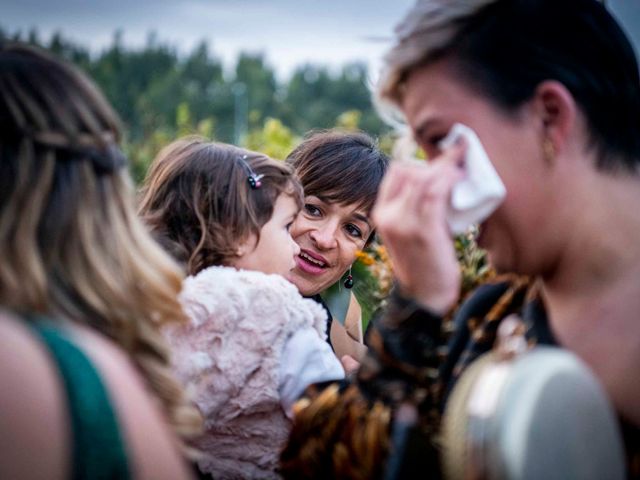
top-left (543, 137), bottom-right (555, 165)
top-left (343, 266), bottom-right (354, 289)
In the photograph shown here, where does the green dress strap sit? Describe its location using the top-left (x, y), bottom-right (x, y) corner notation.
top-left (30, 320), bottom-right (131, 480)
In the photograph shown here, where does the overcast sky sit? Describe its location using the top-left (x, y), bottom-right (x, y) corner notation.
top-left (2, 0), bottom-right (639, 80)
top-left (1, 0), bottom-right (416, 80)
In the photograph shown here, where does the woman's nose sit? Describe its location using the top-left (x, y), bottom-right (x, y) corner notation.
top-left (309, 225), bottom-right (338, 250)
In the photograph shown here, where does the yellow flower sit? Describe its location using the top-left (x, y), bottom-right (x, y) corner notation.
top-left (375, 245), bottom-right (389, 262)
top-left (355, 250), bottom-right (375, 266)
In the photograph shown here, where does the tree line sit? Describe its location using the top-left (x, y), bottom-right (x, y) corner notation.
top-left (1, 27), bottom-right (390, 179)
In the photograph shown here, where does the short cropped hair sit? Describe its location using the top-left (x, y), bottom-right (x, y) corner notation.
top-left (377, 0), bottom-right (640, 171)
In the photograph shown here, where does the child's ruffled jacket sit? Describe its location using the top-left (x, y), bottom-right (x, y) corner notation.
top-left (164, 266), bottom-right (343, 479)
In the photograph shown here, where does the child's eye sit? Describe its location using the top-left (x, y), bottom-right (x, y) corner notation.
top-left (304, 204), bottom-right (321, 217)
top-left (286, 221), bottom-right (294, 232)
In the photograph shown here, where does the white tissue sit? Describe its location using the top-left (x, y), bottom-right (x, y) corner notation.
top-left (439, 123), bottom-right (506, 235)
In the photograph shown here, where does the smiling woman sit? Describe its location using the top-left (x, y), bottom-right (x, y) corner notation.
top-left (293, 196), bottom-right (372, 294)
top-left (286, 130), bottom-right (389, 363)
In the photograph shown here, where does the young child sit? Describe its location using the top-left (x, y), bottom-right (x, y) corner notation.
top-left (138, 137), bottom-right (344, 479)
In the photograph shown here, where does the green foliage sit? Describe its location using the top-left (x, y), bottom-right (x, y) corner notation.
top-left (280, 63), bottom-right (387, 136)
top-left (1, 27), bottom-right (396, 184)
top-left (245, 118), bottom-right (298, 161)
top-left (127, 103), bottom-right (215, 183)
top-left (454, 227), bottom-right (494, 300)
top-left (335, 110), bottom-right (362, 131)
top-left (1, 27), bottom-right (390, 149)
top-left (235, 53), bottom-right (278, 128)
top-left (345, 231), bottom-right (492, 332)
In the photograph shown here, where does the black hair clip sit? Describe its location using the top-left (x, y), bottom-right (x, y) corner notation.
top-left (247, 173), bottom-right (264, 189)
top-left (21, 129), bottom-right (126, 175)
top-left (239, 154), bottom-right (264, 189)
top-left (83, 144), bottom-right (127, 174)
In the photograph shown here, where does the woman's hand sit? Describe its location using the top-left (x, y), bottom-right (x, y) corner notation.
top-left (340, 355), bottom-right (360, 375)
top-left (372, 142), bottom-right (466, 315)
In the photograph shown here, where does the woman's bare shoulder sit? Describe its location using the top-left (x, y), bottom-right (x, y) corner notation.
top-left (0, 311), bottom-right (193, 480)
top-left (0, 311), bottom-right (70, 480)
top-left (61, 322), bottom-right (195, 480)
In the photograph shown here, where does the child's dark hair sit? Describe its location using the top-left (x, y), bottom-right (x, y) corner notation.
top-left (139, 136), bottom-right (303, 275)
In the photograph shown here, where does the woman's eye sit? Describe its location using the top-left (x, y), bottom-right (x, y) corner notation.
top-left (424, 135), bottom-right (445, 153)
top-left (304, 204), bottom-right (321, 217)
top-left (420, 145), bottom-right (439, 161)
top-left (429, 134), bottom-right (445, 146)
top-left (345, 224), bottom-right (363, 239)
top-left (419, 133), bottom-right (446, 159)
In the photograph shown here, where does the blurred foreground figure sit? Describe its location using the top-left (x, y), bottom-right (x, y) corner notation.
top-left (281, 0), bottom-right (640, 478)
top-left (0, 43), bottom-right (200, 479)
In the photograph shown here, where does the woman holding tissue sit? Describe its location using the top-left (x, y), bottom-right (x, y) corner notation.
top-left (281, 0), bottom-right (640, 478)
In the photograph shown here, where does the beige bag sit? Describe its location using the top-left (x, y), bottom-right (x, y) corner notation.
top-left (442, 324), bottom-right (624, 480)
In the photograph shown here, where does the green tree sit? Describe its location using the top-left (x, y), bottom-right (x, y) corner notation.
top-left (234, 53), bottom-right (278, 128)
top-left (245, 118), bottom-right (297, 160)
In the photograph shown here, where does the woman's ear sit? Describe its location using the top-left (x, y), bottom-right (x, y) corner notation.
top-left (532, 80), bottom-right (577, 158)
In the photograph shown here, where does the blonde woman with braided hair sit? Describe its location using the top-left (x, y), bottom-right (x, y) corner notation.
top-left (0, 42), bottom-right (200, 479)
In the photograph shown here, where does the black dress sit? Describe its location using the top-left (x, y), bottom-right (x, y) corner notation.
top-left (308, 293), bottom-right (334, 352)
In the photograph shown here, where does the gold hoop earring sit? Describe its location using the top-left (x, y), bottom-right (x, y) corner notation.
top-left (543, 138), bottom-right (555, 164)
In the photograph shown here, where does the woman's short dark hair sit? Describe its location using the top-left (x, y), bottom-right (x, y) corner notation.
top-left (286, 130), bottom-right (389, 215)
top-left (139, 137), bottom-right (303, 276)
top-left (379, 0), bottom-right (640, 172)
